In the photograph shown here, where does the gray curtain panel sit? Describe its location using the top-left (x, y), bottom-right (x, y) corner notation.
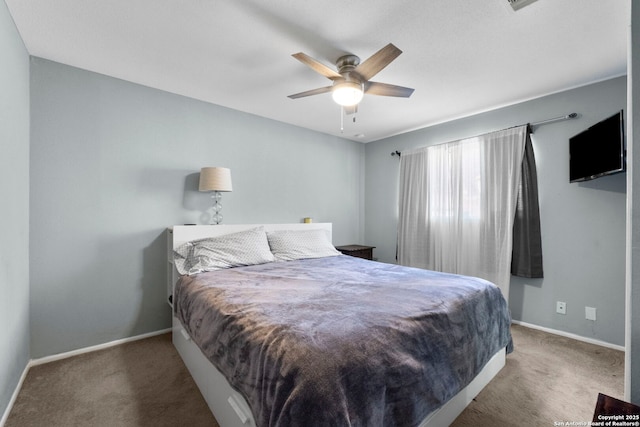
top-left (511, 131), bottom-right (544, 278)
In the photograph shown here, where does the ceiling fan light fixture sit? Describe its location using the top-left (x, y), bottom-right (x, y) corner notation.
top-left (332, 81), bottom-right (364, 107)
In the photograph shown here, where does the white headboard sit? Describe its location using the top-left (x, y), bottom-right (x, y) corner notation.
top-left (166, 223), bottom-right (333, 306)
top-left (171, 223), bottom-right (333, 249)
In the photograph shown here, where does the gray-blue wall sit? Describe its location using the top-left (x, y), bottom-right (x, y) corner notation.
top-left (29, 58), bottom-right (364, 358)
top-left (365, 76), bottom-right (627, 347)
top-left (27, 57), bottom-right (628, 357)
top-left (0, 0), bottom-right (30, 419)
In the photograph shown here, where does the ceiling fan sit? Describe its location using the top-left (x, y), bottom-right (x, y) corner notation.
top-left (287, 43), bottom-right (414, 114)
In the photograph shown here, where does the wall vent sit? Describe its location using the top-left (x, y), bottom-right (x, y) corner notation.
top-left (508, 0), bottom-right (538, 11)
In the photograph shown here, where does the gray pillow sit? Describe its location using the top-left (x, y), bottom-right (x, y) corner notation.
top-left (267, 229), bottom-right (341, 261)
top-left (174, 227), bottom-right (275, 275)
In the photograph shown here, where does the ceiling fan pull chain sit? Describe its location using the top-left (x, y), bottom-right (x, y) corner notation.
top-left (340, 106), bottom-right (344, 133)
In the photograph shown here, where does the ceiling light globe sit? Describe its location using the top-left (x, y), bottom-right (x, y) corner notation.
top-left (332, 81), bottom-right (364, 107)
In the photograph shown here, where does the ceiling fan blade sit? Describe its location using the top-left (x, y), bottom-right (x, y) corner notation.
top-left (354, 43), bottom-right (402, 81)
top-left (292, 52), bottom-right (342, 80)
top-left (287, 85), bottom-right (333, 99)
top-left (364, 81), bottom-right (414, 98)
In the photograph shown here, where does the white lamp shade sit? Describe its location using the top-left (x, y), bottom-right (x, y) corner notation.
top-left (199, 167), bottom-right (233, 192)
top-left (332, 81), bottom-right (364, 107)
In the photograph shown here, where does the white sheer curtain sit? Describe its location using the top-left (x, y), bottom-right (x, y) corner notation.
top-left (397, 126), bottom-right (528, 301)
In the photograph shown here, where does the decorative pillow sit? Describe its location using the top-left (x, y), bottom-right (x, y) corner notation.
top-left (173, 227), bottom-right (274, 275)
top-left (267, 229), bottom-right (341, 261)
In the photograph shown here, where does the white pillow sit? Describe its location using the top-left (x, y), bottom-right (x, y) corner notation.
top-left (267, 229), bottom-right (341, 261)
top-left (173, 227), bottom-right (275, 275)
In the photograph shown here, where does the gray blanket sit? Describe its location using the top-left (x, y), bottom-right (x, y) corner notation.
top-left (174, 255), bottom-right (512, 427)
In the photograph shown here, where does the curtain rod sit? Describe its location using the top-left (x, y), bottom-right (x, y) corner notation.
top-left (530, 112), bottom-right (578, 127)
top-left (391, 112), bottom-right (579, 157)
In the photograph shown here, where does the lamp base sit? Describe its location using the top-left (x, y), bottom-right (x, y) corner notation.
top-left (210, 191), bottom-right (223, 225)
top-left (210, 213), bottom-right (223, 225)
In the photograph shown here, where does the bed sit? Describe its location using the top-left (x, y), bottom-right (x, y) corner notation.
top-left (168, 223), bottom-right (511, 427)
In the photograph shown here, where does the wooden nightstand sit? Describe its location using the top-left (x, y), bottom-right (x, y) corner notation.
top-left (335, 245), bottom-right (376, 260)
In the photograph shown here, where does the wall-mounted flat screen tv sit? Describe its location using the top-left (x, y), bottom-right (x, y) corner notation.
top-left (569, 110), bottom-right (625, 183)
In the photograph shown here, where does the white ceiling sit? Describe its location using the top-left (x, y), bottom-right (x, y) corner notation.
top-left (5, 0), bottom-right (630, 142)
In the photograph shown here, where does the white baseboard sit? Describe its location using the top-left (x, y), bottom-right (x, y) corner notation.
top-left (30, 328), bottom-right (171, 366)
top-left (0, 328), bottom-right (171, 427)
top-left (0, 362), bottom-right (29, 427)
top-left (512, 320), bottom-right (625, 352)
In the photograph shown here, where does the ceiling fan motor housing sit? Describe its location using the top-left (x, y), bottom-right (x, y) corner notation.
top-left (336, 55), bottom-right (363, 85)
top-left (336, 54), bottom-right (360, 73)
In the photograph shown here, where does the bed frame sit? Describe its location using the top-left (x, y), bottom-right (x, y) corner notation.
top-left (168, 223), bottom-right (506, 427)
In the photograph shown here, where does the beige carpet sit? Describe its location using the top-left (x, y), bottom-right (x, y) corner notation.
top-left (6, 324), bottom-right (624, 426)
top-left (452, 324), bottom-right (624, 426)
top-left (6, 334), bottom-right (218, 427)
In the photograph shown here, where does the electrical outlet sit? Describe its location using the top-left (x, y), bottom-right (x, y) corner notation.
top-left (556, 301), bottom-right (566, 315)
top-left (586, 307), bottom-right (597, 321)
